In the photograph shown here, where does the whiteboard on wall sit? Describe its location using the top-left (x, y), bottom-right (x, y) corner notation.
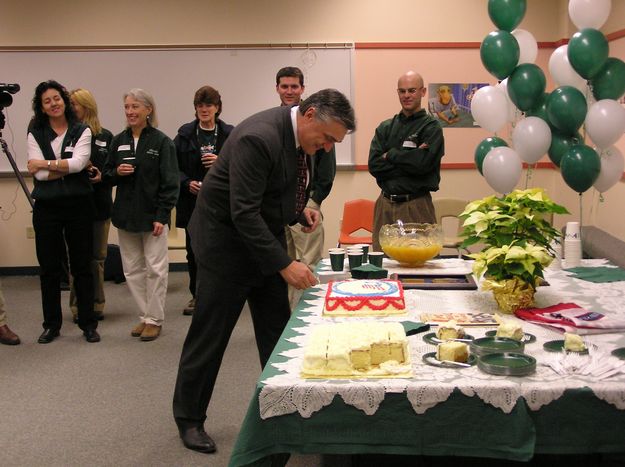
top-left (0, 46), bottom-right (354, 174)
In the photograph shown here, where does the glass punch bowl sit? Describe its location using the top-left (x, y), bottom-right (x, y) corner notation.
top-left (379, 222), bottom-right (443, 267)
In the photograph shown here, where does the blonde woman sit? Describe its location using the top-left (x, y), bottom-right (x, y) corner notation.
top-left (69, 88), bottom-right (113, 322)
top-left (103, 89), bottom-right (178, 341)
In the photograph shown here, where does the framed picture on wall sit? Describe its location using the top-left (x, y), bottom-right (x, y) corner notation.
top-left (427, 83), bottom-right (488, 128)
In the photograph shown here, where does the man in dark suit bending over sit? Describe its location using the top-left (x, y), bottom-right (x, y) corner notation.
top-left (173, 89), bottom-right (356, 453)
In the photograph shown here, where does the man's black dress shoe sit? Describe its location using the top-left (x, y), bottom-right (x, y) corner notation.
top-left (83, 329), bottom-right (101, 343)
top-left (37, 329), bottom-right (60, 344)
top-left (179, 426), bottom-right (216, 453)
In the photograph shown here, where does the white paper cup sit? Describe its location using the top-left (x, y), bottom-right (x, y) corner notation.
top-left (565, 222), bottom-right (580, 240)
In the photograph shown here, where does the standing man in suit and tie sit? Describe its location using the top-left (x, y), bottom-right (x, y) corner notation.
top-left (173, 89), bottom-right (356, 454)
top-left (275, 66), bottom-right (338, 310)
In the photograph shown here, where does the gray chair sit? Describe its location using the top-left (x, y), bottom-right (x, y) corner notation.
top-left (433, 197), bottom-right (470, 258)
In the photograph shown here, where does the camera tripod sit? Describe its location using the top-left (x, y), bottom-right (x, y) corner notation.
top-left (0, 110), bottom-right (34, 209)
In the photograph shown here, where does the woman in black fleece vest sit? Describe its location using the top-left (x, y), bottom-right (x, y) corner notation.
top-left (26, 80), bottom-right (100, 344)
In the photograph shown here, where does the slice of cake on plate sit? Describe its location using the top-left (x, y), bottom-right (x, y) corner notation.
top-left (435, 320), bottom-right (465, 341)
top-left (563, 332), bottom-right (587, 352)
top-left (436, 341), bottom-right (469, 363)
top-left (495, 321), bottom-right (524, 341)
top-left (323, 279), bottom-right (406, 316)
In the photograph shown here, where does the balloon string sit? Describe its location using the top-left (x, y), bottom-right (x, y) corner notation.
top-left (579, 193), bottom-right (583, 230)
top-left (524, 165), bottom-right (534, 189)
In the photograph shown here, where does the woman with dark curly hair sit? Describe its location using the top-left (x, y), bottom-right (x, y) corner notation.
top-left (27, 80), bottom-right (100, 344)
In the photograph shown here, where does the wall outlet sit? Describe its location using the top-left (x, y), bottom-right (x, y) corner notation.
top-left (26, 226), bottom-right (35, 239)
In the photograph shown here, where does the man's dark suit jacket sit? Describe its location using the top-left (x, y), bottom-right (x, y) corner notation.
top-left (188, 106), bottom-right (298, 285)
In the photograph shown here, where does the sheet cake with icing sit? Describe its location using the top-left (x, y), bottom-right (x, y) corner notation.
top-left (301, 322), bottom-right (412, 378)
top-left (323, 279), bottom-right (406, 316)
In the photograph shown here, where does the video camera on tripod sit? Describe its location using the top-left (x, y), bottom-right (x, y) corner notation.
top-left (0, 83), bottom-right (20, 110)
top-left (0, 82), bottom-right (34, 208)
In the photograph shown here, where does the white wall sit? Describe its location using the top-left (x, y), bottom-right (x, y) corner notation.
top-left (1, 0), bottom-right (624, 267)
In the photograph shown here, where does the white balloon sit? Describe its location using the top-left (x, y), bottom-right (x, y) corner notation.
top-left (593, 146), bottom-right (625, 193)
top-left (470, 85), bottom-right (509, 133)
top-left (483, 147), bottom-right (523, 194)
top-left (512, 29), bottom-right (538, 65)
top-left (585, 99), bottom-right (625, 149)
top-left (568, 0), bottom-right (611, 29)
top-left (548, 45), bottom-right (587, 92)
top-left (496, 78), bottom-right (519, 123)
top-left (511, 116), bottom-right (552, 164)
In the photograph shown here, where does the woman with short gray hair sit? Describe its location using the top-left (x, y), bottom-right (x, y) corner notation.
top-left (103, 89), bottom-right (179, 341)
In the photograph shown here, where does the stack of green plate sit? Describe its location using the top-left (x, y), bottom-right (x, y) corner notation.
top-left (477, 352), bottom-right (537, 376)
top-left (470, 336), bottom-right (525, 357)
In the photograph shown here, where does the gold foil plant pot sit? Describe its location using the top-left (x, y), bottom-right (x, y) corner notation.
top-left (379, 222), bottom-right (443, 267)
top-left (482, 278), bottom-right (536, 314)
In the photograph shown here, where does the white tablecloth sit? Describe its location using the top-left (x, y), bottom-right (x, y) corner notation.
top-left (259, 259), bottom-right (625, 420)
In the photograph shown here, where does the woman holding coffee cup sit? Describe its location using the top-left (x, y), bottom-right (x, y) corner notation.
top-left (173, 86), bottom-right (234, 316)
top-left (104, 89), bottom-right (179, 341)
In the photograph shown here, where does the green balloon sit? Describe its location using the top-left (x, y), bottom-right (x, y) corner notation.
top-left (480, 30), bottom-right (520, 80)
top-left (525, 92), bottom-right (551, 125)
top-left (546, 86), bottom-right (588, 134)
top-left (568, 28), bottom-right (609, 79)
top-left (488, 0), bottom-right (527, 31)
top-left (560, 144), bottom-right (600, 193)
top-left (548, 131), bottom-right (582, 167)
top-left (591, 57), bottom-right (625, 101)
top-left (475, 137), bottom-right (508, 175)
top-left (507, 64), bottom-right (546, 111)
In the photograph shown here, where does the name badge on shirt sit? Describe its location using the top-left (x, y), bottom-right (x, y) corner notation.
top-left (118, 144), bottom-right (131, 151)
top-left (402, 140), bottom-right (417, 148)
top-left (95, 139), bottom-right (107, 147)
top-left (65, 146), bottom-right (75, 152)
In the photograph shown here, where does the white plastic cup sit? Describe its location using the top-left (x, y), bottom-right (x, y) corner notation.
top-left (564, 238), bottom-right (582, 268)
top-left (565, 222), bottom-right (580, 240)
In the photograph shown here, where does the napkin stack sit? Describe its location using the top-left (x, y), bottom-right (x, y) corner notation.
top-left (565, 266), bottom-right (625, 283)
top-left (515, 302), bottom-right (625, 335)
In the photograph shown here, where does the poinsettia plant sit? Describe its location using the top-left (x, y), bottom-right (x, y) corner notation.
top-left (460, 188), bottom-right (569, 286)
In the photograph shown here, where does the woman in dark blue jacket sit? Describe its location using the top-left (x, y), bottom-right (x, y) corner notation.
top-left (174, 86), bottom-right (233, 315)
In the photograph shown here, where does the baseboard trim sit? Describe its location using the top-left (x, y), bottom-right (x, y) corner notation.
top-left (0, 263), bottom-right (189, 276)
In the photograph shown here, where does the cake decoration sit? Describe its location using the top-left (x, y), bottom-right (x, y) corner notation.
top-left (323, 279), bottom-right (406, 316)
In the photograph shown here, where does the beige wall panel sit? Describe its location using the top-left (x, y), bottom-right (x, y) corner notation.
top-left (1, 0), bottom-right (567, 46)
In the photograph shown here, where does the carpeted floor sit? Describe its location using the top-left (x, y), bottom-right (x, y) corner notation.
top-left (0, 272), bottom-right (321, 467)
top-left (3, 273), bottom-right (624, 467)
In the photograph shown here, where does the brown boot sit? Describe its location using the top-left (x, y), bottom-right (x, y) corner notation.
top-left (131, 322), bottom-right (146, 337)
top-left (183, 298), bottom-right (196, 316)
top-left (0, 324), bottom-right (21, 345)
top-left (140, 324), bottom-right (161, 341)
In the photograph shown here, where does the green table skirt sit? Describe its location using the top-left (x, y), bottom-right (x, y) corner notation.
top-left (229, 287), bottom-right (625, 467)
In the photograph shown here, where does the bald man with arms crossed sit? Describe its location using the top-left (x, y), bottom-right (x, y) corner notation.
top-left (368, 71), bottom-right (445, 252)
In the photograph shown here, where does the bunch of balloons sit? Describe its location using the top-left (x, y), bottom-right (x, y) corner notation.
top-left (471, 0), bottom-right (625, 195)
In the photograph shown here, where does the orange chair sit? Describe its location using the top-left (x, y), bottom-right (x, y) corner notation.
top-left (338, 199), bottom-right (375, 247)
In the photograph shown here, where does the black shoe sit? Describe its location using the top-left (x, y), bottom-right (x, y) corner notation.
top-left (179, 426), bottom-right (216, 454)
top-left (83, 329), bottom-right (101, 343)
top-left (37, 329), bottom-right (60, 344)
